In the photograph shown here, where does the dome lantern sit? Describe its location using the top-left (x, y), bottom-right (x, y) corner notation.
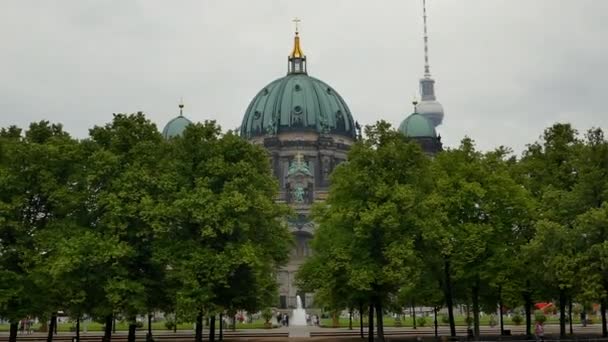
top-left (288, 18), bottom-right (307, 75)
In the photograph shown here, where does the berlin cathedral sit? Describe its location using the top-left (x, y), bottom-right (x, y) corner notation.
top-left (160, 5), bottom-right (445, 309)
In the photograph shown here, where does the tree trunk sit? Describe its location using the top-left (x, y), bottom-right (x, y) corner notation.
top-left (603, 280), bottom-right (608, 337)
top-left (76, 317), bottom-right (80, 342)
top-left (412, 302), bottom-right (417, 329)
top-left (434, 307), bottom-right (438, 338)
top-left (209, 315), bottom-right (216, 342)
top-left (569, 298), bottom-right (573, 335)
top-left (47, 312), bottom-right (57, 342)
top-left (376, 299), bottom-right (385, 342)
top-left (499, 285), bottom-right (505, 335)
top-left (113, 316), bottom-right (116, 334)
top-left (359, 302), bottom-right (364, 339)
top-left (444, 259), bottom-right (456, 337)
top-left (232, 315), bottom-right (236, 332)
top-left (103, 314), bottom-right (113, 342)
top-left (602, 297), bottom-right (608, 337)
top-left (559, 289), bottom-right (566, 338)
top-left (9, 322), bottom-right (18, 342)
top-left (127, 317), bottom-right (137, 342)
top-left (349, 309), bottom-right (353, 330)
top-left (147, 313), bottom-right (154, 342)
top-left (472, 279), bottom-right (480, 338)
top-left (219, 313), bottom-right (223, 341)
top-left (368, 303), bottom-right (374, 342)
top-left (523, 289), bottom-right (533, 338)
top-left (195, 310), bottom-right (203, 342)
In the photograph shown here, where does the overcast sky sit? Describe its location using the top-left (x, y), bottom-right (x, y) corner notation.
top-left (1, 0), bottom-right (606, 154)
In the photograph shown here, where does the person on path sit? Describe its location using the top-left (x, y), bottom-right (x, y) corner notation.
top-left (535, 321), bottom-right (544, 342)
top-left (581, 311), bottom-right (587, 327)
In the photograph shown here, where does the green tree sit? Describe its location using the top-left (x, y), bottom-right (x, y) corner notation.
top-left (0, 126), bottom-right (30, 342)
top-left (572, 128), bottom-right (608, 336)
top-left (88, 113), bottom-right (169, 342)
top-left (0, 122), bottom-right (83, 342)
top-left (160, 122), bottom-right (291, 342)
top-left (517, 123), bottom-right (582, 337)
top-left (303, 122), bottom-right (434, 341)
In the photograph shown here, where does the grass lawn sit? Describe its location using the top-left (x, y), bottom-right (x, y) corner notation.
top-left (0, 319), bottom-right (272, 332)
top-left (320, 315), bottom-right (588, 328)
top-left (0, 315), bottom-right (594, 332)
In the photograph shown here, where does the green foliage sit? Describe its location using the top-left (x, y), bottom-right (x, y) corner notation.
top-left (512, 314), bottom-right (523, 325)
top-left (159, 122), bottom-right (291, 319)
top-left (0, 114), bottom-right (291, 338)
top-left (298, 121), bottom-right (434, 312)
top-left (534, 310), bottom-right (547, 324)
top-left (261, 308), bottom-right (273, 323)
top-left (3, 116), bottom-right (608, 340)
top-left (417, 316), bottom-right (427, 327)
top-left (489, 315), bottom-right (497, 327)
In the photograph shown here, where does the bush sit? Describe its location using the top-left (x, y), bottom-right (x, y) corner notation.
top-left (261, 308), bottom-right (273, 323)
top-left (440, 314), bottom-right (449, 324)
top-left (394, 317), bottom-right (402, 327)
top-left (465, 316), bottom-right (473, 326)
top-left (164, 320), bottom-right (176, 330)
top-left (135, 321), bottom-right (144, 329)
top-left (534, 310), bottom-right (546, 324)
top-left (512, 314), bottom-right (523, 325)
top-left (418, 316), bottom-right (427, 327)
top-left (489, 315), bottom-right (498, 327)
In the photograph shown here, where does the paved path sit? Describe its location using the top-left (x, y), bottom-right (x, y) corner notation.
top-left (287, 325), bottom-right (311, 338)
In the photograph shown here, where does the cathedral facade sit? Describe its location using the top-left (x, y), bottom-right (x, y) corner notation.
top-left (239, 28), bottom-right (358, 309)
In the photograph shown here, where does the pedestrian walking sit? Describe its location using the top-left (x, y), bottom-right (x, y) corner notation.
top-left (535, 321), bottom-right (544, 342)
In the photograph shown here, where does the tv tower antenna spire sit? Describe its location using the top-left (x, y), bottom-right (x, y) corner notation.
top-left (423, 0), bottom-right (431, 77)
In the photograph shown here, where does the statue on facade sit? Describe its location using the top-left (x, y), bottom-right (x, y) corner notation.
top-left (288, 153), bottom-right (312, 176)
top-left (292, 184), bottom-right (306, 203)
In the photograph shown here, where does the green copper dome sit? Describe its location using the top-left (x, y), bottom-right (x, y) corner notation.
top-left (162, 115), bottom-right (192, 139)
top-left (399, 113), bottom-right (437, 138)
top-left (240, 74), bottom-right (356, 139)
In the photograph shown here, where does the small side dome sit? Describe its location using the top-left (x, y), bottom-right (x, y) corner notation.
top-left (162, 103), bottom-right (192, 139)
top-left (399, 113), bottom-right (436, 138)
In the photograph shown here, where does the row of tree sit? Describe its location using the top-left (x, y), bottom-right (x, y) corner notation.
top-left (296, 122), bottom-right (608, 342)
top-left (0, 113), bottom-right (292, 342)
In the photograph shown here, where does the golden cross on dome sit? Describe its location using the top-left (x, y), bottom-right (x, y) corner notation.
top-left (292, 17), bottom-right (301, 34)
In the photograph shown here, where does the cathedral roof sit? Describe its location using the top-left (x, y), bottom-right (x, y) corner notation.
top-left (399, 112), bottom-right (437, 138)
top-left (240, 27), bottom-right (357, 140)
top-left (240, 74), bottom-right (356, 139)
